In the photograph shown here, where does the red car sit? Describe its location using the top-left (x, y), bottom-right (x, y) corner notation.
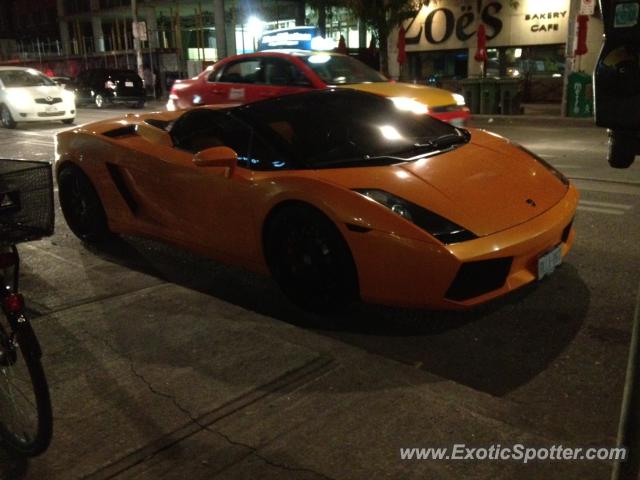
top-left (167, 50), bottom-right (470, 126)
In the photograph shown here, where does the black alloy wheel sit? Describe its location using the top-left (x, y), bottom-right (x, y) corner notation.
top-left (265, 205), bottom-right (359, 312)
top-left (58, 166), bottom-right (111, 242)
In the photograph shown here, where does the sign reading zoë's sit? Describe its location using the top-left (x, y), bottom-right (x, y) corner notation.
top-left (404, 0), bottom-right (570, 52)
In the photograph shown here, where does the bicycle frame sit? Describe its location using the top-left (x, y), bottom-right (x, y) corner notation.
top-left (0, 245), bottom-right (20, 292)
top-left (0, 245), bottom-right (42, 361)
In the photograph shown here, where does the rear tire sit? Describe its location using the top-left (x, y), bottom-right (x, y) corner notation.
top-left (0, 105), bottom-right (16, 129)
top-left (265, 205), bottom-right (358, 312)
top-left (58, 165), bottom-right (112, 242)
top-left (608, 132), bottom-right (637, 169)
top-left (94, 94), bottom-right (105, 109)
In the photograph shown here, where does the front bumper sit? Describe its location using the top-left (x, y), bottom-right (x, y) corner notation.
top-left (430, 106), bottom-right (471, 127)
top-left (105, 93), bottom-right (145, 104)
top-left (7, 100), bottom-right (75, 122)
top-left (345, 185), bottom-right (578, 309)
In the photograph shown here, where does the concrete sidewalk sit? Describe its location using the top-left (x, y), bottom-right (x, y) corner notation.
top-left (0, 228), bottom-right (614, 480)
top-left (9, 284), bottom-right (609, 480)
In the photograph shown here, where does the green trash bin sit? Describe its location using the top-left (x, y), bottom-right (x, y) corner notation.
top-left (567, 72), bottom-right (593, 117)
top-left (460, 78), bottom-right (501, 114)
top-left (497, 78), bottom-right (522, 115)
top-left (479, 78), bottom-right (499, 114)
top-left (460, 78), bottom-right (481, 114)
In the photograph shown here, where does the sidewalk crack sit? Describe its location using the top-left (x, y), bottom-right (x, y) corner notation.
top-left (130, 362), bottom-right (335, 480)
top-left (90, 330), bottom-right (334, 480)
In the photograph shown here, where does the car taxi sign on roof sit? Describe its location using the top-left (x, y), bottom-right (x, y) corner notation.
top-left (258, 26), bottom-right (335, 52)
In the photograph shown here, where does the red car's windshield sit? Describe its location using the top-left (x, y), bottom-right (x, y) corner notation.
top-left (301, 54), bottom-right (387, 85)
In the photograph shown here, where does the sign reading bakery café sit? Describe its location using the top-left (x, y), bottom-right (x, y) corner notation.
top-left (404, 0), bottom-right (570, 51)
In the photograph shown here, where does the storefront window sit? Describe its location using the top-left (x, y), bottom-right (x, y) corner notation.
top-left (408, 49), bottom-right (468, 85)
top-left (486, 45), bottom-right (565, 78)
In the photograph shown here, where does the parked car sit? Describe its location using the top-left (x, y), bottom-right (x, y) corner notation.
top-left (56, 89), bottom-right (576, 311)
top-left (0, 67), bottom-right (76, 128)
top-left (51, 76), bottom-right (73, 88)
top-left (167, 50), bottom-right (470, 126)
top-left (72, 69), bottom-right (145, 109)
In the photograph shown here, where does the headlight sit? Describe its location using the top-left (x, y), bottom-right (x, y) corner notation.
top-left (390, 97), bottom-right (429, 114)
top-left (517, 145), bottom-right (569, 186)
top-left (63, 90), bottom-right (75, 102)
top-left (6, 90), bottom-right (32, 108)
top-left (453, 93), bottom-right (466, 106)
top-left (354, 189), bottom-right (477, 244)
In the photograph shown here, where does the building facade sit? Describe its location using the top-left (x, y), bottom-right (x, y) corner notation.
top-left (2, 0), bottom-right (370, 94)
top-left (0, 0), bottom-right (607, 105)
top-left (388, 0), bottom-right (604, 103)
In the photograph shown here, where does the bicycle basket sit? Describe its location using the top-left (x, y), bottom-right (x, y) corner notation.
top-left (0, 159), bottom-right (54, 245)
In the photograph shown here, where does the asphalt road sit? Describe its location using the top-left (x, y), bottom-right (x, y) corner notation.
top-left (0, 106), bottom-right (639, 479)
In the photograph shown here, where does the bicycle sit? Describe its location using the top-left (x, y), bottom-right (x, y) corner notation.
top-left (0, 159), bottom-right (54, 457)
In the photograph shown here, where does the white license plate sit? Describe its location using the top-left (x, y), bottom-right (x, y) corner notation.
top-left (45, 105), bottom-right (58, 112)
top-left (537, 244), bottom-right (562, 280)
top-left (125, 81), bottom-right (134, 87)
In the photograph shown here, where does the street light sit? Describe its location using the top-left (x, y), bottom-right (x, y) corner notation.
top-left (246, 16), bottom-right (264, 52)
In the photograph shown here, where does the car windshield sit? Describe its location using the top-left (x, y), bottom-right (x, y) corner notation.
top-left (234, 90), bottom-right (465, 168)
top-left (0, 69), bottom-right (55, 87)
top-left (301, 54), bottom-right (387, 85)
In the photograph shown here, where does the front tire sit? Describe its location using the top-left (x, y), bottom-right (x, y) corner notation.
top-left (0, 312), bottom-right (52, 457)
top-left (61, 118), bottom-right (75, 125)
top-left (58, 165), bottom-right (112, 242)
top-left (0, 105), bottom-right (16, 129)
top-left (265, 205), bottom-right (358, 312)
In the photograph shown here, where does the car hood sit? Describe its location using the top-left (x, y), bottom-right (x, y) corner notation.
top-left (339, 82), bottom-right (457, 108)
top-left (312, 129), bottom-right (568, 237)
top-left (3, 85), bottom-right (70, 99)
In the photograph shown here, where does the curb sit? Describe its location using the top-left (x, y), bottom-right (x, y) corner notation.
top-left (470, 114), bottom-right (598, 128)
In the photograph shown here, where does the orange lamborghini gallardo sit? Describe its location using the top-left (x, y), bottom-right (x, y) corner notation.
top-left (55, 89), bottom-right (578, 311)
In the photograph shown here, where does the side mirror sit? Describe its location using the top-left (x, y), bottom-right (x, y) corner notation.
top-left (135, 122), bottom-right (173, 147)
top-left (193, 146), bottom-right (237, 176)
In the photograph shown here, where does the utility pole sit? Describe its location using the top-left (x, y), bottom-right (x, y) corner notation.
top-left (214, 0), bottom-right (227, 61)
top-left (131, 0), bottom-right (144, 83)
top-left (561, 0), bottom-right (581, 117)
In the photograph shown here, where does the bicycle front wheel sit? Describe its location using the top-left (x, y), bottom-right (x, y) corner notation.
top-left (0, 311), bottom-right (52, 456)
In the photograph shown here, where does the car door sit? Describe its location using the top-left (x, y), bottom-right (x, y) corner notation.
top-left (257, 57), bottom-right (315, 100)
top-left (202, 58), bottom-right (263, 105)
top-left (138, 109), bottom-right (261, 260)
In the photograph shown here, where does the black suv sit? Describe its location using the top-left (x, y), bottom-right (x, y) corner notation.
top-left (71, 69), bottom-right (145, 109)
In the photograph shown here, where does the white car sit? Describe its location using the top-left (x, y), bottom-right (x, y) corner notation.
top-left (0, 67), bottom-right (75, 129)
